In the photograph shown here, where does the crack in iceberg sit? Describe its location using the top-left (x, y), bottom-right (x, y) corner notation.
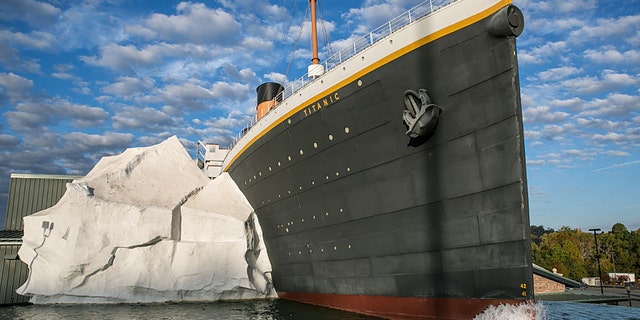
top-left (71, 236), bottom-right (165, 290)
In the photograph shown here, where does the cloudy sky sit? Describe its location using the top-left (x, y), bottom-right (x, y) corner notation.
top-left (0, 0), bottom-right (638, 231)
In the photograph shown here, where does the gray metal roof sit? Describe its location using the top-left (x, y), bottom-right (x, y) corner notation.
top-left (4, 173), bottom-right (82, 231)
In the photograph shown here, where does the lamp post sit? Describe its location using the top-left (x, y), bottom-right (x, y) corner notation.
top-left (589, 228), bottom-right (604, 294)
top-left (626, 283), bottom-right (633, 307)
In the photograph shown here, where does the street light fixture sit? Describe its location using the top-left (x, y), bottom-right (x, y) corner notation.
top-left (589, 228), bottom-right (604, 294)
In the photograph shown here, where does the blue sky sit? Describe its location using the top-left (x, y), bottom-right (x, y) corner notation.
top-left (0, 0), bottom-right (638, 232)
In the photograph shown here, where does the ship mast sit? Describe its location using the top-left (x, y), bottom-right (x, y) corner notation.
top-left (307, 0), bottom-right (325, 78)
top-left (310, 0), bottom-right (320, 65)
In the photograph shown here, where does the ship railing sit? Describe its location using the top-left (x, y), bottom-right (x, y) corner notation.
top-left (278, 0), bottom-right (452, 100)
top-left (229, 0), bottom-right (454, 149)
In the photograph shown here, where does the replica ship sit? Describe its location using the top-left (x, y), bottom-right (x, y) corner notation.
top-left (222, 0), bottom-right (532, 318)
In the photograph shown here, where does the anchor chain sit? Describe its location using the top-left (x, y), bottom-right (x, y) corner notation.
top-left (402, 89), bottom-right (442, 139)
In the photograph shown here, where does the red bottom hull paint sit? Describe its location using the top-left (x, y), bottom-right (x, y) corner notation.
top-left (278, 291), bottom-right (532, 320)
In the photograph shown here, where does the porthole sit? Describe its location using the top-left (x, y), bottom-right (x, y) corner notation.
top-left (357, 80), bottom-right (362, 86)
top-left (288, 155), bottom-right (292, 161)
top-left (328, 134), bottom-right (333, 141)
top-left (344, 127), bottom-right (350, 134)
top-left (313, 142), bottom-right (318, 148)
top-left (287, 119), bottom-right (292, 124)
top-left (299, 149), bottom-right (304, 155)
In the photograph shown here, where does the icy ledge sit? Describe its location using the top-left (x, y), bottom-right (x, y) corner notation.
top-left (17, 136), bottom-right (275, 303)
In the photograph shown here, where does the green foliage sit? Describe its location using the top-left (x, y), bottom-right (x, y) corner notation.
top-left (531, 223), bottom-right (640, 283)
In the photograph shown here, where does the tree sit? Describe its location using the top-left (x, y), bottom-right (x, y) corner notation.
top-left (530, 223), bottom-right (640, 283)
top-left (531, 225), bottom-right (554, 245)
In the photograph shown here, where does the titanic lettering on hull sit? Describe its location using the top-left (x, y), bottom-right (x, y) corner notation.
top-left (301, 91), bottom-right (340, 117)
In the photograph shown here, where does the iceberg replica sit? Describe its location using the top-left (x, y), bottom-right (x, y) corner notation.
top-left (17, 136), bottom-right (274, 303)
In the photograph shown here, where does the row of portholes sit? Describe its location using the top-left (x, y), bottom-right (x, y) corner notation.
top-left (259, 166), bottom-right (351, 206)
top-left (243, 125), bottom-right (352, 186)
top-left (275, 208), bottom-right (346, 233)
top-left (288, 243), bottom-right (353, 256)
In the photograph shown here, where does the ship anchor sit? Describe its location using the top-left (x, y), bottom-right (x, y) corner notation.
top-left (402, 89), bottom-right (442, 139)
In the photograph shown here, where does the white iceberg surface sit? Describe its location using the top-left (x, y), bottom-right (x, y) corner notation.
top-left (17, 136), bottom-right (274, 303)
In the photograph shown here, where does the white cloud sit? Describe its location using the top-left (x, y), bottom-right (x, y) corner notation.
top-left (569, 14), bottom-right (640, 43)
top-left (0, 30), bottom-right (57, 50)
top-left (342, 3), bottom-right (405, 34)
top-left (537, 66), bottom-right (583, 81)
top-left (584, 48), bottom-right (640, 65)
top-left (577, 93), bottom-right (640, 117)
top-left (575, 118), bottom-right (622, 131)
top-left (0, 134), bottom-right (20, 148)
top-left (103, 77), bottom-right (155, 98)
top-left (264, 72), bottom-right (288, 84)
top-left (0, 44), bottom-right (41, 73)
top-left (112, 106), bottom-right (172, 130)
top-left (520, 41), bottom-right (568, 64)
top-left (5, 99), bottom-right (109, 131)
top-left (128, 3), bottom-right (242, 45)
top-left (0, 0), bottom-right (60, 27)
top-left (563, 148), bottom-right (593, 160)
top-left (592, 132), bottom-right (627, 144)
top-left (62, 131), bottom-right (134, 153)
top-left (524, 130), bottom-right (542, 140)
top-left (604, 150), bottom-right (631, 157)
top-left (0, 72), bottom-right (33, 94)
top-left (210, 81), bottom-right (251, 100)
top-left (525, 0), bottom-right (597, 14)
top-left (560, 71), bottom-right (638, 94)
top-left (523, 106), bottom-right (570, 123)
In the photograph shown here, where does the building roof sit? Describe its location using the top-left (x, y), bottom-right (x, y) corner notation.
top-left (4, 173), bottom-right (81, 230)
top-left (533, 263), bottom-right (583, 289)
top-left (0, 230), bottom-right (23, 243)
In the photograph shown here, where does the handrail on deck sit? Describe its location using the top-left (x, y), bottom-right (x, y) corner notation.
top-left (229, 0), bottom-right (453, 149)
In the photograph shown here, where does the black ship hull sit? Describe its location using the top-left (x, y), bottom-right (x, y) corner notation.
top-left (225, 1), bottom-right (531, 318)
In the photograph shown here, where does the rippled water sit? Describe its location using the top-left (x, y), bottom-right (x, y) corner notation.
top-left (542, 301), bottom-right (640, 320)
top-left (1, 300), bottom-right (378, 320)
top-left (2, 300), bottom-right (640, 320)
